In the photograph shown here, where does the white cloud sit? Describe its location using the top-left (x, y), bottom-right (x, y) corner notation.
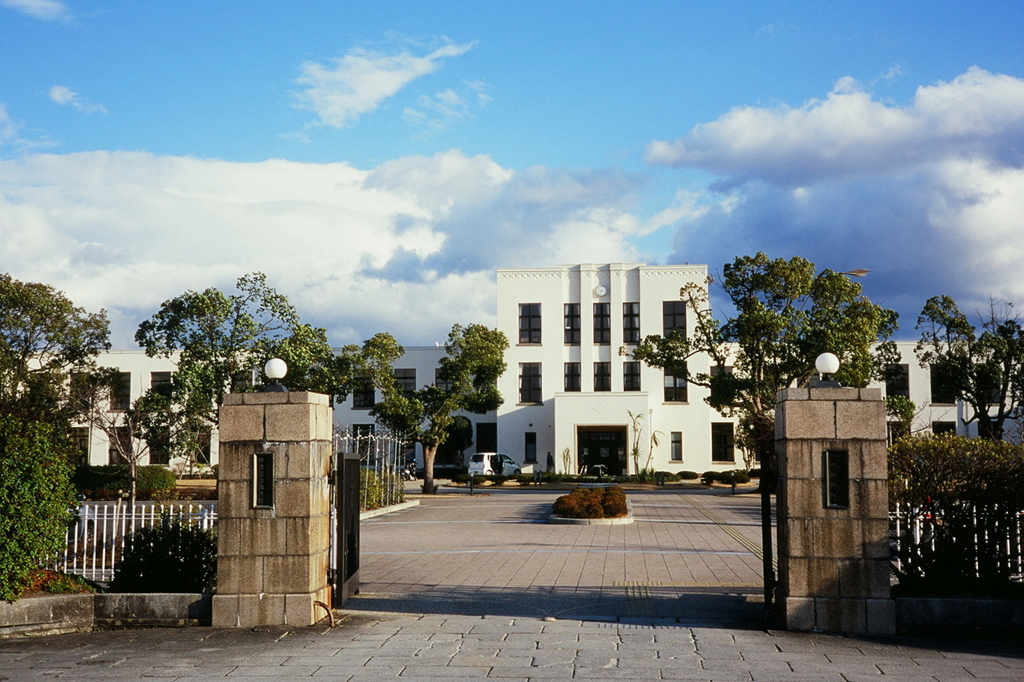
top-left (292, 39), bottom-right (476, 130)
top-left (49, 85), bottom-right (108, 114)
top-left (648, 68), bottom-right (1024, 336)
top-left (0, 0), bottom-right (68, 21)
top-left (0, 103), bottom-right (54, 152)
top-left (647, 67), bottom-right (1024, 185)
top-left (0, 149), bottom-right (641, 347)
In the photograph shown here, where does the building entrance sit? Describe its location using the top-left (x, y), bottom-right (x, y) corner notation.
top-left (577, 426), bottom-right (627, 476)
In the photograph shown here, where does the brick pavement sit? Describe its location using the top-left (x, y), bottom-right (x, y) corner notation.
top-left (2, 485), bottom-right (1023, 680)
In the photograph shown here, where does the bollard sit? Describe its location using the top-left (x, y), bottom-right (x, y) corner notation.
top-left (731, 470), bottom-right (736, 495)
top-left (469, 476), bottom-right (474, 496)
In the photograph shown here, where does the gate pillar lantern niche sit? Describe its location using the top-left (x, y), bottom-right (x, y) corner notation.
top-left (775, 353), bottom-right (894, 635)
top-left (212, 360), bottom-right (333, 628)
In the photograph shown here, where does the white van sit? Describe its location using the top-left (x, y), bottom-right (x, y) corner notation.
top-left (467, 453), bottom-right (520, 476)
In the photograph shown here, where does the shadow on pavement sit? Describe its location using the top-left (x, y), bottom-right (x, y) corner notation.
top-left (345, 583), bottom-right (764, 628)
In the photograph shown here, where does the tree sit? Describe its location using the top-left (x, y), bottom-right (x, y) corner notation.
top-left (357, 324), bottom-right (508, 494)
top-left (0, 273), bottom-right (110, 426)
top-left (632, 252), bottom-right (899, 470)
top-left (135, 272), bottom-right (353, 468)
top-left (915, 296), bottom-right (1024, 440)
top-left (73, 368), bottom-right (168, 505)
top-left (0, 416), bottom-right (76, 600)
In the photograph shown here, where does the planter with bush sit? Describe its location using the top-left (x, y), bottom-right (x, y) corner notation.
top-left (551, 486), bottom-right (631, 524)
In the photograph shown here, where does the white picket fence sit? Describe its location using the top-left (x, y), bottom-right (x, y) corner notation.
top-left (55, 502), bottom-right (218, 584)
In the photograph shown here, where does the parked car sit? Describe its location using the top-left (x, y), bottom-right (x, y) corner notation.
top-left (467, 453), bottom-right (520, 476)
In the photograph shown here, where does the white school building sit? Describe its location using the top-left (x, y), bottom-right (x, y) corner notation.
top-left (81, 263), bottom-right (973, 474)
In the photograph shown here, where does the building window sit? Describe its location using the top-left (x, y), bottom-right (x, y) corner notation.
top-left (593, 303), bottom-right (611, 345)
top-left (664, 368), bottom-right (687, 402)
top-left (886, 364), bottom-right (910, 398)
top-left (932, 420), bottom-right (956, 435)
top-left (150, 371), bottom-right (172, 391)
top-left (394, 369), bottom-right (416, 398)
top-left (525, 432), bottom-right (537, 463)
top-left (564, 303), bottom-right (580, 345)
top-left (711, 423), bottom-right (735, 463)
top-left (930, 364), bottom-right (957, 404)
top-left (148, 427), bottom-right (171, 466)
top-left (663, 300), bottom-right (686, 337)
top-left (519, 363), bottom-right (542, 404)
top-left (110, 372), bottom-right (131, 411)
top-left (623, 362), bottom-right (641, 391)
top-left (70, 426), bottom-right (89, 465)
top-left (623, 302), bottom-right (640, 343)
top-left (709, 365), bottom-right (733, 403)
top-left (564, 362), bottom-right (581, 392)
top-left (519, 303), bottom-right (542, 344)
top-left (352, 376), bottom-right (375, 409)
top-left (594, 362), bottom-right (611, 392)
top-left (108, 426), bottom-right (132, 465)
top-left (670, 431), bottom-right (683, 461)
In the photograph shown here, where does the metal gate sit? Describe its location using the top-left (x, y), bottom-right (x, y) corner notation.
top-left (330, 427), bottom-right (408, 607)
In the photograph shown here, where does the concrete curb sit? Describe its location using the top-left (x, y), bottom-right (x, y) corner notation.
top-left (359, 500), bottom-right (420, 520)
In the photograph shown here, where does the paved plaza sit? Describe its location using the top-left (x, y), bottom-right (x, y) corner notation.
top-left (2, 485), bottom-right (1024, 680)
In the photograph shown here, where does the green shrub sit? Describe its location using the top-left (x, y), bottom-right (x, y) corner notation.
top-left (74, 464), bottom-right (176, 498)
top-left (679, 471), bottom-right (700, 480)
top-left (701, 471), bottom-right (720, 485)
top-left (747, 468), bottom-right (762, 478)
top-left (654, 471), bottom-right (681, 482)
top-left (360, 467), bottom-right (404, 511)
top-left (514, 474), bottom-right (533, 485)
top-left (890, 434), bottom-right (1024, 596)
top-left (109, 513), bottom-right (217, 593)
top-left (488, 475), bottom-right (509, 485)
top-left (0, 417), bottom-right (76, 601)
top-left (552, 486), bottom-right (628, 519)
top-left (452, 473), bottom-right (470, 484)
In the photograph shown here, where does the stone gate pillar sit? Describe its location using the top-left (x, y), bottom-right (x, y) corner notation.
top-left (775, 386), bottom-right (894, 634)
top-left (211, 391), bottom-right (333, 627)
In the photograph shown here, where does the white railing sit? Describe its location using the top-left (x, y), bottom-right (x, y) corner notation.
top-left (891, 502), bottom-right (1024, 582)
top-left (55, 501), bottom-right (218, 584)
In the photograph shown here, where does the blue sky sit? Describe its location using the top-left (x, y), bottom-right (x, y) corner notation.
top-left (2, 0), bottom-right (1024, 347)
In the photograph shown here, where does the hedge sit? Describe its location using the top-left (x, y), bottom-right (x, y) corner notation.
top-left (0, 416), bottom-right (76, 601)
top-left (74, 464), bottom-right (176, 498)
top-left (890, 434), bottom-right (1024, 596)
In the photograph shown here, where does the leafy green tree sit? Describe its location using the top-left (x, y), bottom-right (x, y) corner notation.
top-left (632, 252), bottom-right (899, 468)
top-left (916, 296), bottom-right (1024, 440)
top-left (0, 416), bottom-right (76, 600)
top-left (136, 273), bottom-right (353, 468)
top-left (0, 273), bottom-right (110, 426)
top-left (356, 324), bottom-right (508, 494)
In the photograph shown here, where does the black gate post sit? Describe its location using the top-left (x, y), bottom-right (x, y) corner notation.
top-left (332, 450), bottom-right (360, 607)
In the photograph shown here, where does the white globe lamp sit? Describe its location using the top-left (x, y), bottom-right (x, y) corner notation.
top-left (814, 352), bottom-right (841, 388)
top-left (263, 358), bottom-right (288, 392)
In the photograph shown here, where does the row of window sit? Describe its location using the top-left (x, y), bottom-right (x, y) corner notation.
top-left (513, 424), bottom-right (736, 464)
top-left (519, 362), bottom-right (688, 403)
top-left (520, 301), bottom-right (686, 346)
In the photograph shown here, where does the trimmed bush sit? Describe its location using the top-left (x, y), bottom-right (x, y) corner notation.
top-left (679, 470), bottom-right (700, 480)
top-left (890, 434), bottom-right (1024, 596)
top-left (109, 513), bottom-right (217, 593)
top-left (552, 486), bottom-right (628, 519)
top-left (74, 464), bottom-right (176, 499)
top-left (0, 416), bottom-right (76, 601)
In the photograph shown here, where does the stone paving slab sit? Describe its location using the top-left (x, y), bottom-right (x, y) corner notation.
top-left (1, 488), bottom-right (1023, 680)
top-left (2, 613), bottom-right (1024, 680)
